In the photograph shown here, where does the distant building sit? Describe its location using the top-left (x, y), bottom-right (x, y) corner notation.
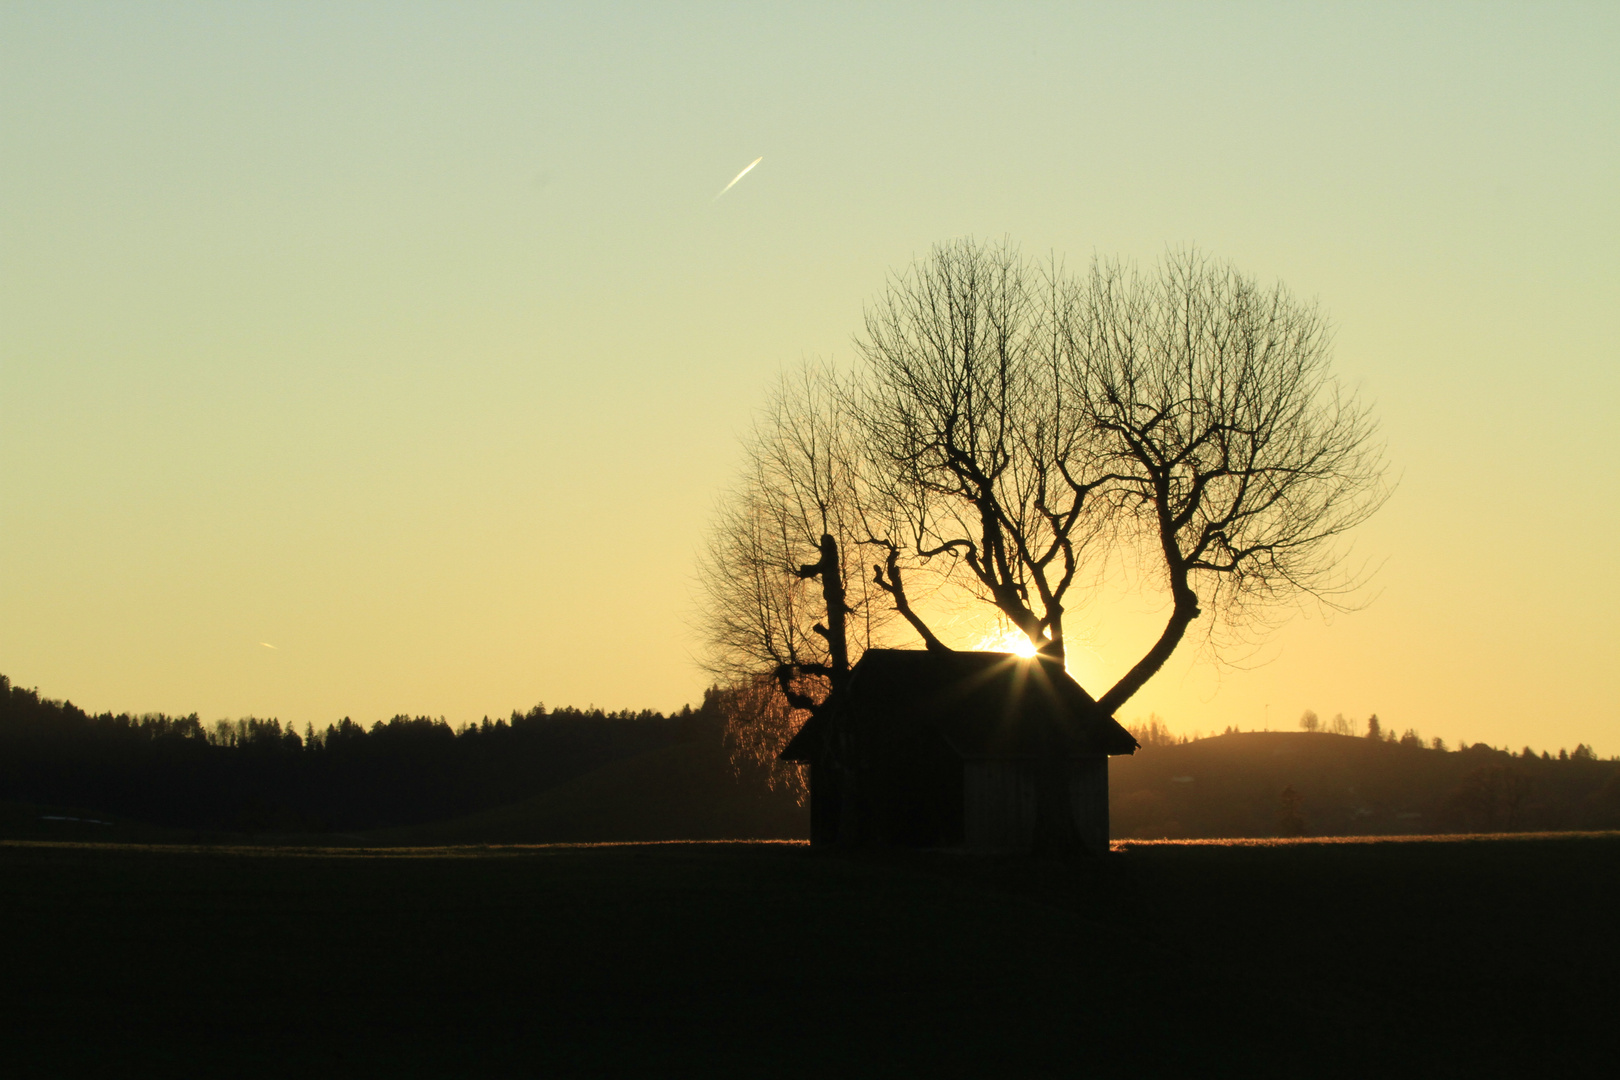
top-left (780, 649), bottom-right (1138, 855)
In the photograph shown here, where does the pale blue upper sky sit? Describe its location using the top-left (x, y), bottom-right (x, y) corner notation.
top-left (3, 3), bottom-right (1616, 750)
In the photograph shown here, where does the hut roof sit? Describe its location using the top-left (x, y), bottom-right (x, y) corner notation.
top-left (779, 649), bottom-right (1138, 762)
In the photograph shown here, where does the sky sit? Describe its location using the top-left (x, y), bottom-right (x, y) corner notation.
top-left (2, 2), bottom-right (1616, 753)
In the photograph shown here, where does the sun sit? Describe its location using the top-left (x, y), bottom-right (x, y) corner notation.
top-left (977, 627), bottom-right (1040, 658)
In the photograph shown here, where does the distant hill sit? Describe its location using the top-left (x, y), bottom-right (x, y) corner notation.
top-left (398, 730), bottom-right (1620, 847)
top-left (378, 737), bottom-right (808, 844)
top-left (1110, 731), bottom-right (1620, 839)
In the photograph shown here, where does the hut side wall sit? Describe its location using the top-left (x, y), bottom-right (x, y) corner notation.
top-left (964, 757), bottom-right (1112, 852)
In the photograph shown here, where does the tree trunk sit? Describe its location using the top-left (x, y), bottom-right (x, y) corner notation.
top-left (800, 534), bottom-right (869, 847)
top-left (814, 533), bottom-right (850, 690)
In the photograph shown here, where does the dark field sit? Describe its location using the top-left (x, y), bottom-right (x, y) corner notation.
top-left (2, 835), bottom-right (1615, 1078)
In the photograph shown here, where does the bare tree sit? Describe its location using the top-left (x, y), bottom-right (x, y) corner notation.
top-left (855, 238), bottom-right (1111, 660)
top-left (696, 362), bottom-right (892, 764)
top-left (1063, 250), bottom-right (1388, 712)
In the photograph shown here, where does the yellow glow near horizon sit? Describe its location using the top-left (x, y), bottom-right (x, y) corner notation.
top-left (0, 6), bottom-right (1615, 753)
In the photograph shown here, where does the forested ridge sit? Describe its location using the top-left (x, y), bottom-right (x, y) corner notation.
top-left (0, 673), bottom-right (709, 833)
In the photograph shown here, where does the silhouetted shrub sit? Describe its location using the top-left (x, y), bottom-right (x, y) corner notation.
top-left (1446, 766), bottom-right (1532, 832)
top-left (1277, 785), bottom-right (1306, 836)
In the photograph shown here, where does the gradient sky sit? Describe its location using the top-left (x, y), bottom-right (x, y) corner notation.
top-left (3, 3), bottom-right (1616, 753)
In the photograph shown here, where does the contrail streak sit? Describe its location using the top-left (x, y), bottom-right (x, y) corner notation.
top-left (259, 642), bottom-right (277, 649)
top-left (714, 156), bottom-right (762, 200)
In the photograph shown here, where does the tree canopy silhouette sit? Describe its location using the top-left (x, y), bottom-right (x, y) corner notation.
top-left (700, 238), bottom-right (1388, 756)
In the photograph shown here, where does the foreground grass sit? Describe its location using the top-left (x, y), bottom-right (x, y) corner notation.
top-left (1, 834), bottom-right (1615, 1077)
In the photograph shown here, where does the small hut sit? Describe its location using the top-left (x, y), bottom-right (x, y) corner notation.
top-left (780, 649), bottom-right (1138, 854)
